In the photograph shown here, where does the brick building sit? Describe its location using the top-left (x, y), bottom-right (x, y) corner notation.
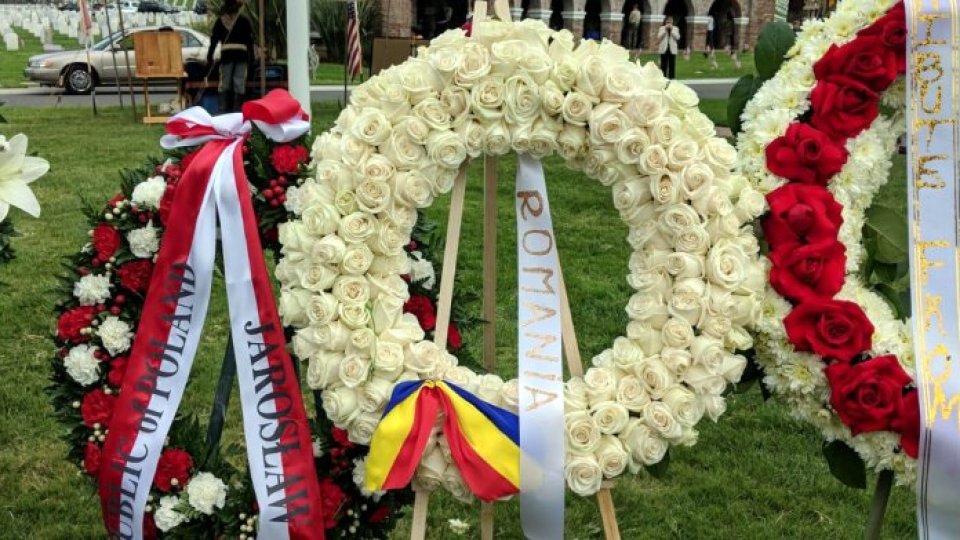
top-left (374, 0), bottom-right (788, 52)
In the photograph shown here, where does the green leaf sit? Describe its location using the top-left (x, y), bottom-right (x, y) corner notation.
top-left (864, 206), bottom-right (909, 264)
top-left (871, 262), bottom-right (899, 284)
top-left (822, 440), bottom-right (867, 489)
top-left (645, 450), bottom-right (670, 479)
top-left (874, 282), bottom-right (906, 319)
top-left (727, 74), bottom-right (759, 135)
top-left (755, 22), bottom-right (797, 80)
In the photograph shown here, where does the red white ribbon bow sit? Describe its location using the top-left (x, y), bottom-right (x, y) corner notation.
top-left (99, 89), bottom-right (325, 540)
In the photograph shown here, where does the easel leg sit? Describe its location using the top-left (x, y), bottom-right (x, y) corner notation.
top-left (410, 489), bottom-right (430, 540)
top-left (597, 482), bottom-right (621, 540)
top-left (480, 501), bottom-right (495, 540)
top-left (482, 155), bottom-right (498, 372)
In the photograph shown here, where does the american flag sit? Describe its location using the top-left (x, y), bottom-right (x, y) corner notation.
top-left (346, 0), bottom-right (362, 81)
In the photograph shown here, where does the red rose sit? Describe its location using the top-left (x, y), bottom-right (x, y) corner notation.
top-left (154, 448), bottom-right (193, 492)
top-left (318, 478), bottom-right (346, 529)
top-left (813, 36), bottom-right (900, 92)
top-left (448, 321), bottom-right (462, 350)
top-left (158, 183), bottom-right (177, 226)
top-left (92, 224), bottom-right (122, 261)
top-left (809, 76), bottom-right (880, 141)
top-left (80, 388), bottom-right (117, 428)
top-left (331, 427), bottom-right (353, 448)
top-left (893, 389), bottom-right (920, 458)
top-left (859, 3), bottom-right (907, 72)
top-left (107, 356), bottom-right (129, 387)
top-left (784, 299), bottom-right (874, 362)
top-left (83, 442), bottom-right (102, 475)
top-left (825, 355), bottom-right (912, 435)
top-left (57, 305), bottom-right (97, 343)
top-left (117, 260), bottom-right (154, 294)
top-left (765, 123), bottom-right (849, 185)
top-left (763, 184), bottom-right (843, 246)
top-left (404, 295), bottom-right (437, 332)
top-left (271, 144), bottom-right (309, 175)
top-left (769, 240), bottom-right (846, 303)
top-left (369, 504), bottom-right (391, 523)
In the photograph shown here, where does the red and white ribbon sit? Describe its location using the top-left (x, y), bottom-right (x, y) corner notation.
top-left (98, 90), bottom-right (325, 540)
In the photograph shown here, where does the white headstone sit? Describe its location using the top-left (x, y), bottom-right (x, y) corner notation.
top-left (4, 32), bottom-right (19, 51)
top-left (42, 26), bottom-right (52, 44)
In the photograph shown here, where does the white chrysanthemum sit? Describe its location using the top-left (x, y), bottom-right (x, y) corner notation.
top-left (186, 472), bottom-right (227, 515)
top-left (154, 495), bottom-right (187, 532)
top-left (408, 250), bottom-right (436, 289)
top-left (73, 273), bottom-right (112, 306)
top-left (127, 223), bottom-right (160, 259)
top-left (284, 185), bottom-right (304, 215)
top-left (97, 316), bottom-right (133, 356)
top-left (131, 175), bottom-right (167, 209)
top-left (64, 344), bottom-right (100, 386)
top-left (448, 518), bottom-right (471, 535)
top-left (352, 457), bottom-right (385, 500)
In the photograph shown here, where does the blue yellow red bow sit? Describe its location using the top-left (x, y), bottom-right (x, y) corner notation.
top-left (365, 380), bottom-right (520, 501)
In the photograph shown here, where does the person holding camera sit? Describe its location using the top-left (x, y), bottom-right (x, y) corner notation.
top-left (657, 16), bottom-right (680, 79)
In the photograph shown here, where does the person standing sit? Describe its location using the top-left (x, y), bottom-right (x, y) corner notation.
top-left (657, 16), bottom-right (680, 79)
top-left (206, 0), bottom-right (255, 113)
top-left (626, 4), bottom-right (642, 51)
top-left (705, 14), bottom-right (715, 55)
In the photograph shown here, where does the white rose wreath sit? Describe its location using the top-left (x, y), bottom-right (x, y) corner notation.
top-left (277, 19), bottom-right (766, 499)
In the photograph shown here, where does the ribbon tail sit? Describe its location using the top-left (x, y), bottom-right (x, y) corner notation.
top-left (365, 381), bottom-right (439, 492)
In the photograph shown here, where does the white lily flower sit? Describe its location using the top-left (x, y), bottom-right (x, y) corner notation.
top-left (0, 133), bottom-right (49, 222)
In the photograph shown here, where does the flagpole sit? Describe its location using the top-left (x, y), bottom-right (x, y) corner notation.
top-left (103, 2), bottom-right (124, 108)
top-left (116, 0), bottom-right (138, 119)
top-left (80, 0), bottom-right (97, 115)
top-left (258, 0), bottom-right (265, 97)
top-left (343, 1), bottom-right (348, 108)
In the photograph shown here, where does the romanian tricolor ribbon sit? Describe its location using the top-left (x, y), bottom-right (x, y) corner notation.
top-left (365, 380), bottom-right (520, 502)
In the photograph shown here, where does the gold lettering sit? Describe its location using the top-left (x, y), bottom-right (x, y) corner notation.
top-left (522, 229), bottom-right (554, 256)
top-left (522, 332), bottom-right (560, 362)
top-left (921, 344), bottom-right (960, 429)
top-left (521, 301), bottom-right (557, 328)
top-left (924, 294), bottom-right (947, 336)
top-left (915, 14), bottom-right (948, 47)
top-left (523, 385), bottom-right (559, 412)
top-left (916, 154), bottom-right (948, 189)
top-left (913, 118), bottom-right (954, 148)
top-left (516, 190), bottom-right (543, 220)
top-left (523, 370), bottom-right (561, 381)
top-left (917, 240), bottom-right (950, 285)
top-left (915, 51), bottom-right (944, 115)
top-left (520, 267), bottom-right (556, 295)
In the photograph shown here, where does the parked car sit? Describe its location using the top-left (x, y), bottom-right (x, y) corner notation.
top-left (24, 25), bottom-right (212, 94)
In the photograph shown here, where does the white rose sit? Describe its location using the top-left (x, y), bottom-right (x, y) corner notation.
top-left (735, 186), bottom-right (767, 221)
top-left (648, 172), bottom-right (679, 205)
top-left (551, 56), bottom-right (579, 91)
top-left (64, 344), bottom-right (101, 386)
top-left (566, 410), bottom-right (601, 454)
top-left (373, 340), bottom-right (405, 380)
top-left (154, 495), bottom-right (186, 532)
top-left (619, 418), bottom-right (668, 469)
top-left (681, 163), bottom-right (715, 200)
top-left (323, 385), bottom-right (362, 425)
top-left (393, 170), bottom-right (435, 208)
top-left (351, 108), bottom-right (392, 145)
top-left (475, 373), bottom-right (504, 404)
top-left (74, 273), bottom-right (112, 306)
top-left (667, 139), bottom-right (699, 169)
top-left (591, 401), bottom-right (630, 434)
top-left (564, 455), bottom-right (603, 496)
top-left (443, 365), bottom-right (475, 390)
top-left (624, 292), bottom-right (669, 328)
top-left (454, 42), bottom-right (492, 88)
top-left (339, 212), bottom-right (378, 244)
top-left (613, 179), bottom-right (652, 217)
top-left (504, 74), bottom-right (540, 125)
top-left (355, 177), bottom-right (392, 214)
top-left (302, 202), bottom-right (342, 237)
top-left (684, 109), bottom-right (717, 142)
top-left (279, 289), bottom-right (312, 327)
top-left (339, 354), bottom-right (371, 388)
top-left (131, 175), bottom-right (167, 209)
top-left (426, 131), bottom-right (467, 170)
top-left (470, 77), bottom-right (505, 121)
top-left (296, 321), bottom-right (350, 356)
top-left (706, 239), bottom-right (748, 290)
top-left (642, 401), bottom-right (682, 440)
top-left (565, 377), bottom-right (590, 412)
top-left (398, 58), bottom-right (443, 102)
top-left (456, 119), bottom-right (486, 158)
top-left (306, 292), bottom-right (338, 326)
top-left (279, 222), bottom-right (318, 262)
top-left (684, 364), bottom-right (728, 395)
top-left (636, 358), bottom-right (674, 400)
top-left (367, 274), bottom-right (409, 301)
top-left (615, 128), bottom-right (652, 164)
top-left (185, 472), bottom-right (227, 515)
top-left (348, 328), bottom-right (376, 357)
top-left (311, 234), bottom-right (347, 265)
top-left (675, 226), bottom-right (711, 255)
top-left (588, 103), bottom-right (629, 145)
top-left (625, 321), bottom-right (664, 356)
top-left (661, 385), bottom-right (704, 427)
top-left (623, 90), bottom-right (666, 126)
top-left (314, 162), bottom-right (353, 193)
top-left (97, 316), bottom-right (133, 356)
top-left (721, 353), bottom-right (748, 383)
top-left (702, 137), bottom-right (738, 174)
top-left (405, 341), bottom-right (444, 375)
top-left (127, 223), bottom-right (159, 258)
top-left (312, 131), bottom-right (342, 161)
top-left (339, 302), bottom-right (372, 329)
top-left (541, 80), bottom-right (565, 116)
top-left (347, 411), bottom-right (381, 445)
top-left (557, 124), bottom-right (588, 161)
top-left (332, 276), bottom-right (370, 305)
top-left (660, 348), bottom-right (693, 379)
top-left (441, 85), bottom-right (471, 127)
top-left (595, 435), bottom-right (630, 478)
top-left (611, 336), bottom-right (645, 370)
top-left (413, 444), bottom-right (448, 492)
top-left (616, 375), bottom-right (651, 412)
top-left (483, 121), bottom-right (512, 156)
top-left (413, 97), bottom-right (452, 131)
top-left (499, 379), bottom-right (520, 412)
top-left (666, 252), bottom-right (704, 278)
top-left (665, 82), bottom-right (700, 112)
top-left (702, 315), bottom-right (732, 339)
top-left (701, 394), bottom-right (727, 422)
top-left (575, 55), bottom-right (607, 97)
top-left (379, 313), bottom-right (426, 346)
top-left (372, 295), bottom-right (405, 333)
top-left (397, 116), bottom-right (431, 145)
top-left (341, 243), bottom-right (375, 275)
top-left (669, 278), bottom-right (705, 326)
top-left (520, 48), bottom-right (552, 85)
top-left (301, 261), bottom-right (339, 292)
top-left (583, 366), bottom-right (617, 406)
top-left (306, 350), bottom-right (341, 388)
top-left (562, 91), bottom-right (594, 126)
top-left (381, 129), bottom-right (426, 169)
top-left (339, 134), bottom-right (374, 167)
top-left (441, 465), bottom-right (474, 503)
top-left (661, 318), bottom-right (694, 349)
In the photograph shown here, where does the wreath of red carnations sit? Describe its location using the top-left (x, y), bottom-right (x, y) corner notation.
top-left (47, 128), bottom-right (467, 538)
top-left (761, 2), bottom-right (919, 457)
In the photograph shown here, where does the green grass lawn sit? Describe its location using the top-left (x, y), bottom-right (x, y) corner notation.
top-left (634, 51), bottom-right (753, 80)
top-left (0, 28), bottom-right (81, 88)
top-left (0, 104), bottom-right (915, 539)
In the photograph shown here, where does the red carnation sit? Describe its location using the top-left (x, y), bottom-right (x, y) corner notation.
top-left (80, 388), bottom-right (117, 428)
top-left (769, 240), bottom-right (846, 303)
top-left (318, 478), bottom-right (346, 529)
top-left (117, 260), bottom-right (154, 294)
top-left (763, 184), bottom-right (844, 246)
top-left (57, 305), bottom-right (97, 343)
top-left (107, 356), bottom-right (129, 387)
top-left (331, 427), bottom-right (353, 448)
top-left (154, 448), bottom-right (193, 492)
top-left (765, 123), bottom-right (849, 185)
top-left (404, 295), bottom-right (437, 332)
top-left (92, 224), bottom-right (122, 261)
top-left (893, 388), bottom-right (920, 458)
top-left (448, 321), bottom-right (462, 350)
top-left (83, 442), bottom-right (102, 475)
top-left (271, 144), bottom-right (309, 175)
top-left (825, 355), bottom-right (912, 435)
top-left (809, 76), bottom-right (880, 141)
top-left (859, 3), bottom-right (907, 72)
top-left (784, 299), bottom-right (875, 362)
top-left (813, 36), bottom-right (900, 92)
top-left (369, 504), bottom-right (391, 523)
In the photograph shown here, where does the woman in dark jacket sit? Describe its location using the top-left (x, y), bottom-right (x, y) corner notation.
top-left (207, 0), bottom-right (255, 112)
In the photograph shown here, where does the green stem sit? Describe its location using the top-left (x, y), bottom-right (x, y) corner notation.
top-left (865, 469), bottom-right (894, 540)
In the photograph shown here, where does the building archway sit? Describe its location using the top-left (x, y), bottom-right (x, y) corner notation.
top-left (663, 0), bottom-right (690, 50)
top-left (584, 0), bottom-right (602, 38)
top-left (550, 0), bottom-right (563, 29)
top-left (707, 0), bottom-right (740, 49)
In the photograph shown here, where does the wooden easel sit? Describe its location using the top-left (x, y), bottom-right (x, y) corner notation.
top-left (133, 31), bottom-right (184, 124)
top-left (408, 20), bottom-right (623, 528)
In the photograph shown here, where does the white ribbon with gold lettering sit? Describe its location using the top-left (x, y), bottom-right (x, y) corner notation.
top-left (515, 154), bottom-right (565, 539)
top-left (906, 2), bottom-right (960, 537)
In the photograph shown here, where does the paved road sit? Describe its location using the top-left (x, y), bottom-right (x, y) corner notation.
top-left (0, 80), bottom-right (737, 108)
